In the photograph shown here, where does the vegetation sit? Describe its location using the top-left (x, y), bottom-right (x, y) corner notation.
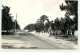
top-left (24, 0), bottom-right (78, 37)
top-left (60, 0), bottom-right (78, 30)
top-left (24, 15), bottom-right (50, 32)
top-left (24, 24), bottom-right (34, 31)
top-left (60, 0), bottom-right (78, 35)
top-left (2, 5), bottom-right (20, 30)
top-left (2, 5), bottom-right (20, 34)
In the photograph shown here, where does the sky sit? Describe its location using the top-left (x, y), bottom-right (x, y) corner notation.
top-left (2, 0), bottom-right (67, 29)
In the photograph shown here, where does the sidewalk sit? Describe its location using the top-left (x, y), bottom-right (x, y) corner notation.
top-left (30, 31), bottom-right (78, 49)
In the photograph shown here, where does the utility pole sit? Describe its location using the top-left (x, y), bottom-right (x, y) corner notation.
top-left (15, 13), bottom-right (17, 32)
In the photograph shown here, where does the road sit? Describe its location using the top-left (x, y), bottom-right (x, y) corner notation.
top-left (2, 31), bottom-right (76, 49)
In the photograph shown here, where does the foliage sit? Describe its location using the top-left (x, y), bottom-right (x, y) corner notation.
top-left (14, 20), bottom-right (20, 29)
top-left (24, 0), bottom-right (78, 36)
top-left (24, 15), bottom-right (50, 32)
top-left (60, 0), bottom-right (78, 30)
top-left (24, 24), bottom-right (34, 31)
top-left (2, 5), bottom-right (20, 30)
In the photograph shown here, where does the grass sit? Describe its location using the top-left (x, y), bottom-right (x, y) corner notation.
top-left (52, 35), bottom-right (78, 44)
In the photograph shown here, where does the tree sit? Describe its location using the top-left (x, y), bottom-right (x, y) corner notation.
top-left (33, 15), bottom-right (49, 32)
top-left (14, 20), bottom-right (20, 29)
top-left (2, 5), bottom-right (20, 30)
top-left (44, 21), bottom-right (50, 32)
top-left (54, 17), bottom-right (60, 30)
top-left (60, 0), bottom-right (78, 30)
top-left (60, 17), bottom-right (73, 35)
top-left (24, 24), bottom-right (34, 31)
top-left (2, 5), bottom-right (14, 30)
top-left (40, 15), bottom-right (50, 32)
top-left (40, 15), bottom-right (48, 23)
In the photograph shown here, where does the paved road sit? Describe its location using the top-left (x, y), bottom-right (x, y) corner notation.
top-left (2, 31), bottom-right (75, 49)
top-left (15, 31), bottom-right (60, 49)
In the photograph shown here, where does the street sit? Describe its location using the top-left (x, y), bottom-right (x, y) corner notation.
top-left (2, 31), bottom-right (77, 49)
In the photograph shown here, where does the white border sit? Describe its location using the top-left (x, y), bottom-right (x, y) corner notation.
top-left (0, 0), bottom-right (80, 52)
